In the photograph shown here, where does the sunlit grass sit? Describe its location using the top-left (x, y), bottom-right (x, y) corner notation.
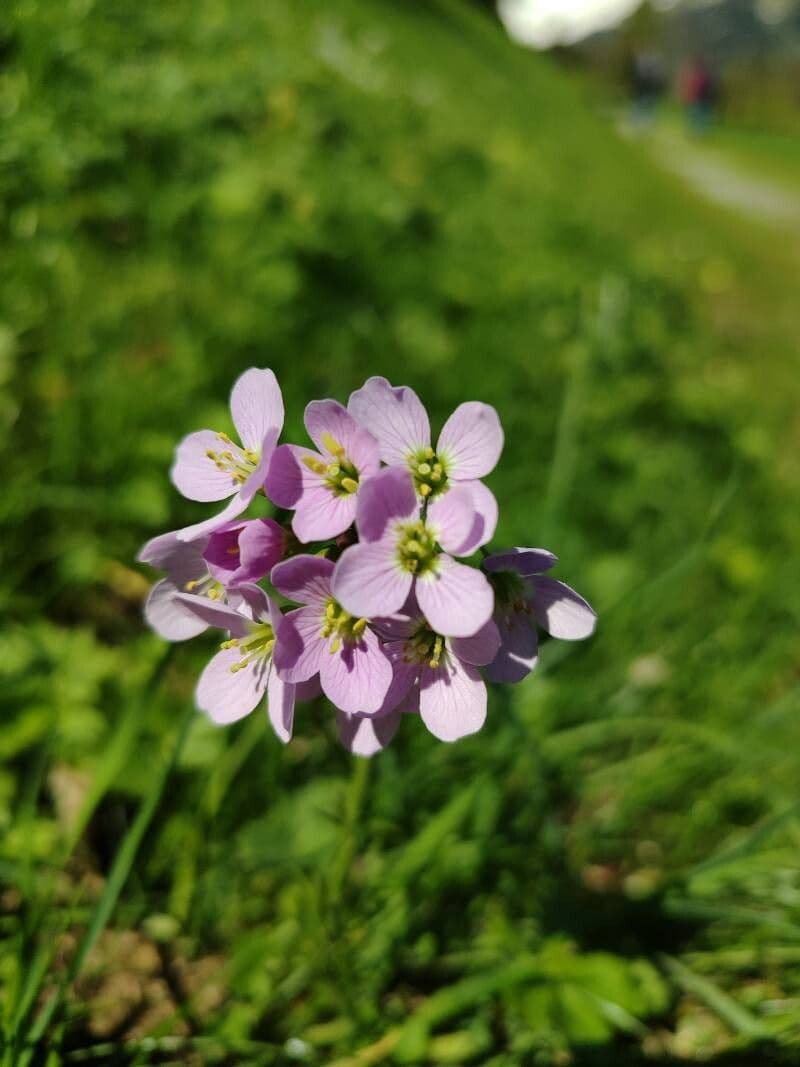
top-left (1, 0), bottom-right (799, 1062)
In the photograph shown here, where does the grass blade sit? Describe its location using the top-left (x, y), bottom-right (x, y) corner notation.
top-left (19, 702), bottom-right (195, 1059)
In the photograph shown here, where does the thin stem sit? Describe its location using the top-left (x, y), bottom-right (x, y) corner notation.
top-left (329, 757), bottom-right (371, 907)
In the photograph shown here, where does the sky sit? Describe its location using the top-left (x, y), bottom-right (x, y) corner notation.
top-left (498, 0), bottom-right (651, 48)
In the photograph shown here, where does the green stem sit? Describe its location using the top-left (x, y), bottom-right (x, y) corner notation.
top-left (330, 757), bottom-right (371, 906)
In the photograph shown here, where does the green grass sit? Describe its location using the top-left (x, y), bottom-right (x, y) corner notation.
top-left (1, 1), bottom-right (800, 1063)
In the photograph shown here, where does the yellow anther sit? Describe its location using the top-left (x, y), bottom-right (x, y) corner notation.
top-left (205, 450), bottom-right (217, 460)
top-left (326, 601), bottom-right (337, 620)
top-left (329, 636), bottom-right (341, 655)
top-left (428, 636), bottom-right (444, 668)
top-left (218, 432), bottom-right (232, 443)
top-left (302, 456), bottom-right (327, 475)
top-left (424, 447), bottom-right (435, 459)
top-left (407, 558), bottom-right (418, 572)
top-left (208, 588), bottom-right (221, 600)
top-left (405, 539), bottom-right (422, 555)
top-left (321, 431), bottom-right (345, 458)
top-left (417, 462), bottom-right (431, 476)
top-left (326, 463), bottom-right (341, 477)
top-left (419, 483), bottom-right (432, 497)
top-left (220, 638), bottom-right (240, 649)
top-left (352, 618), bottom-right (367, 636)
top-left (340, 477), bottom-right (358, 494)
top-left (185, 580), bottom-right (200, 590)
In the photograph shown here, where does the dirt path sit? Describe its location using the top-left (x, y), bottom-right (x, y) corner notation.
top-left (650, 127), bottom-right (800, 229)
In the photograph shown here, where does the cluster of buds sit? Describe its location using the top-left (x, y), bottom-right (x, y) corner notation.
top-left (138, 370), bottom-right (596, 756)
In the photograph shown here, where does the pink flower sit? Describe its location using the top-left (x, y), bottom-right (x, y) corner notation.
top-left (348, 376), bottom-right (502, 549)
top-left (138, 530), bottom-right (214, 642)
top-left (369, 599), bottom-right (501, 742)
top-left (483, 548), bottom-right (596, 683)
top-left (202, 518), bottom-right (286, 586)
top-left (271, 555), bottom-right (392, 715)
top-left (336, 710), bottom-right (402, 758)
top-left (331, 468), bottom-right (494, 638)
top-left (170, 368), bottom-right (284, 541)
top-left (138, 519), bottom-right (285, 641)
top-left (266, 400), bottom-right (380, 542)
top-left (175, 585), bottom-right (295, 742)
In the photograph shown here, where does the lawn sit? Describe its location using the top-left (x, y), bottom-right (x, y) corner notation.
top-left (1, 0), bottom-right (799, 1063)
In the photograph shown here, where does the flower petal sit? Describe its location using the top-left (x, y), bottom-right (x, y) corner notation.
top-left (174, 492), bottom-right (251, 543)
top-left (486, 611), bottom-right (539, 684)
top-left (237, 427), bottom-right (280, 507)
top-left (484, 548), bottom-right (558, 576)
top-left (415, 555), bottom-right (494, 638)
top-left (174, 593), bottom-right (253, 637)
top-left (304, 399), bottom-right (381, 475)
top-left (137, 530), bottom-right (209, 583)
top-left (271, 554), bottom-right (333, 606)
top-left (170, 430), bottom-right (241, 502)
top-left (231, 583), bottom-right (273, 623)
top-left (266, 666), bottom-right (295, 743)
top-left (292, 485), bottom-right (357, 543)
top-left (348, 376), bottom-right (431, 465)
top-left (204, 518), bottom-right (284, 586)
top-left (230, 367), bottom-right (284, 453)
top-left (459, 481), bottom-right (498, 554)
top-left (320, 627), bottom-right (393, 715)
top-left (419, 656), bottom-right (487, 742)
top-left (144, 579), bottom-right (209, 641)
top-left (531, 577), bottom-right (597, 640)
top-left (237, 518), bottom-right (285, 581)
top-left (355, 467), bottom-right (417, 543)
top-left (295, 675), bottom-right (322, 702)
top-left (273, 607), bottom-right (325, 684)
top-left (337, 708), bottom-right (401, 757)
top-left (264, 444), bottom-right (322, 509)
top-left (196, 647), bottom-right (270, 724)
top-left (437, 401), bottom-right (503, 480)
top-left (375, 641), bottom-right (420, 712)
top-left (427, 485), bottom-right (479, 557)
top-left (332, 541), bottom-right (412, 620)
top-left (449, 617), bottom-right (501, 666)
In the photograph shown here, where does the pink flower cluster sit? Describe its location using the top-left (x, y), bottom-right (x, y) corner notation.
top-left (138, 369), bottom-right (596, 756)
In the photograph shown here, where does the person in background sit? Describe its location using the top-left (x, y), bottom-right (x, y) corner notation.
top-left (629, 50), bottom-right (666, 130)
top-left (680, 56), bottom-right (719, 134)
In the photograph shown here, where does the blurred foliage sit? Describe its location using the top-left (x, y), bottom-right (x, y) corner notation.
top-left (1, 0), bottom-right (799, 1063)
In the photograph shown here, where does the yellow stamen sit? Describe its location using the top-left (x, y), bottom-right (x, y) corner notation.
top-left (302, 455), bottom-right (327, 476)
top-left (321, 431), bottom-right (346, 458)
top-left (340, 476), bottom-right (358, 495)
top-left (419, 483), bottom-right (432, 497)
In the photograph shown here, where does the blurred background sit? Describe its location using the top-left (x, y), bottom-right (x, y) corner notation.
top-left (1, 0), bottom-right (799, 1063)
